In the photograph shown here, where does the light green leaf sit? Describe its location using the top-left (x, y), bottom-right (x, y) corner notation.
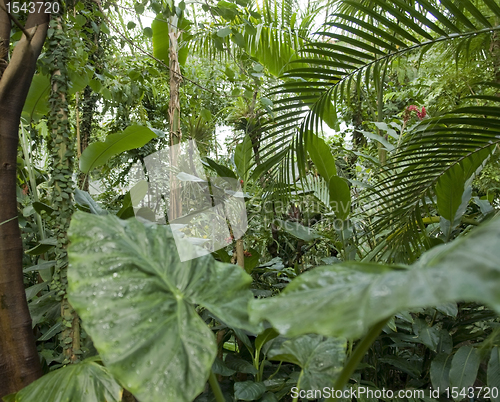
top-left (250, 216), bottom-right (500, 339)
top-left (21, 74), bottom-right (50, 123)
top-left (360, 130), bottom-right (394, 151)
top-left (79, 125), bottom-right (157, 173)
top-left (74, 14), bottom-right (87, 26)
top-left (217, 27), bottom-right (232, 38)
top-left (255, 328), bottom-right (279, 354)
top-left (234, 134), bottom-right (253, 181)
top-left (10, 357), bottom-right (122, 402)
top-left (268, 334), bottom-right (346, 390)
top-left (74, 189), bottom-right (107, 215)
top-left (328, 177), bottom-right (350, 220)
top-left (487, 347), bottom-right (500, 402)
top-left (449, 346), bottom-right (481, 400)
top-left (67, 213), bottom-right (256, 402)
top-left (430, 353), bottom-right (453, 392)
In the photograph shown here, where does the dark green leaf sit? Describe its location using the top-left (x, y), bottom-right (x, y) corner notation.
top-left (306, 135), bottom-right (336, 182)
top-left (204, 157), bottom-right (237, 179)
top-left (449, 346), bottom-right (481, 399)
top-left (234, 381), bottom-right (267, 401)
top-left (430, 353), bottom-right (453, 392)
top-left (328, 177), bottom-right (350, 220)
top-left (412, 319), bottom-right (440, 352)
top-left (487, 347), bottom-right (500, 402)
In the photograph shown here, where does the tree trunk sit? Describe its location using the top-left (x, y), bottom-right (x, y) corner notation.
top-left (168, 15), bottom-right (182, 220)
top-left (0, 3), bottom-right (49, 397)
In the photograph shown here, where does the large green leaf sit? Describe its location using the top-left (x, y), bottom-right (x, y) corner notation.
top-left (488, 347), bottom-right (500, 402)
top-left (268, 334), bottom-right (346, 390)
top-left (152, 17), bottom-right (169, 64)
top-left (449, 346), bottom-right (481, 400)
top-left (234, 134), bottom-right (253, 181)
top-left (412, 318), bottom-right (440, 352)
top-left (328, 176), bottom-right (350, 220)
top-left (306, 135), bottom-right (337, 182)
top-left (8, 357), bottom-right (122, 402)
top-left (67, 212), bottom-right (256, 402)
top-left (79, 125), bottom-right (157, 173)
top-left (249, 216), bottom-right (500, 339)
top-left (21, 74), bottom-right (50, 123)
top-left (430, 353), bottom-right (453, 392)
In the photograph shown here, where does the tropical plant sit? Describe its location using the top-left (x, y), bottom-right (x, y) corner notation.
top-left (254, 0), bottom-right (500, 262)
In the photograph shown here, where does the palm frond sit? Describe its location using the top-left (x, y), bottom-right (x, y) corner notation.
top-left (361, 98), bottom-right (500, 262)
top-left (254, 0), bottom-right (500, 258)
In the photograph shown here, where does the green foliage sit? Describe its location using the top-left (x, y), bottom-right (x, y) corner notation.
top-left (9, 0), bottom-right (500, 401)
top-left (249, 215), bottom-right (500, 339)
top-left (79, 125), bottom-right (158, 174)
top-left (67, 212), bottom-right (256, 402)
top-left (234, 134), bottom-right (254, 181)
top-left (6, 357), bottom-right (122, 402)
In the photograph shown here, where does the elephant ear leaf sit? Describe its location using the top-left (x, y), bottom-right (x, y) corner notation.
top-left (67, 212), bottom-right (256, 402)
top-left (250, 216), bottom-right (500, 339)
top-left (8, 357), bottom-right (122, 402)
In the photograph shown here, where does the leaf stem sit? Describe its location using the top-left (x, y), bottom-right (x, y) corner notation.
top-left (208, 370), bottom-right (225, 402)
top-left (325, 318), bottom-right (389, 402)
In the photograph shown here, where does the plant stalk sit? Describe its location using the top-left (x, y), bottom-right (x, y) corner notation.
top-left (208, 370), bottom-right (225, 402)
top-left (325, 318), bottom-right (389, 402)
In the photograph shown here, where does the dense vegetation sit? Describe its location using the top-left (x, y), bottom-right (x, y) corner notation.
top-left (1, 0), bottom-right (500, 401)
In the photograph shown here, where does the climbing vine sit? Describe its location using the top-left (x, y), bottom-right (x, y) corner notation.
top-left (45, 13), bottom-right (80, 364)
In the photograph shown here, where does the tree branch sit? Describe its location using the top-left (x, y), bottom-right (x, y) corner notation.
top-left (0, 2), bottom-right (33, 41)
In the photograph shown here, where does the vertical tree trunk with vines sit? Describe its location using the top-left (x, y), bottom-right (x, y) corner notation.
top-left (0, 3), bottom-right (49, 397)
top-left (46, 16), bottom-right (80, 365)
top-left (169, 14), bottom-right (182, 220)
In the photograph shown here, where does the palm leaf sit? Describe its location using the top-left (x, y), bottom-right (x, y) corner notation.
top-left (254, 0), bottom-right (500, 249)
top-left (361, 98), bottom-right (500, 262)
